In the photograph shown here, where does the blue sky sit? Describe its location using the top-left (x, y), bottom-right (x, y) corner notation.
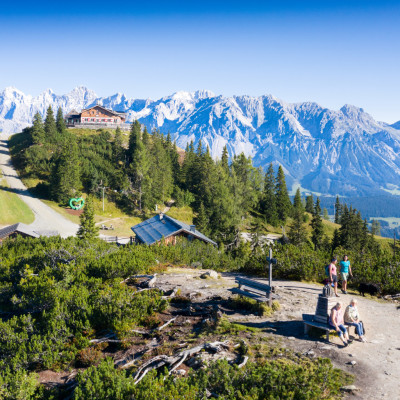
top-left (1, 0), bottom-right (399, 122)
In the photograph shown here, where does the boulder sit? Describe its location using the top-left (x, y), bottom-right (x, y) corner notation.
top-left (340, 385), bottom-right (360, 394)
top-left (200, 270), bottom-right (219, 279)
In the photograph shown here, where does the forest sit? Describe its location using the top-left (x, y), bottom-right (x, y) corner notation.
top-left (2, 106), bottom-right (400, 398)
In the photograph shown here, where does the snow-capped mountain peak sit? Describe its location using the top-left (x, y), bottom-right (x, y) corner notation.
top-left (1, 86), bottom-right (400, 197)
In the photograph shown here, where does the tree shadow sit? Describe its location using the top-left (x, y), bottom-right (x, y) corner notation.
top-left (0, 184), bottom-right (31, 197)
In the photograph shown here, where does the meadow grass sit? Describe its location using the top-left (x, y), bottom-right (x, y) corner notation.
top-left (0, 173), bottom-right (35, 225)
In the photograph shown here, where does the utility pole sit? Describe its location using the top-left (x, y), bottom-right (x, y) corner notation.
top-left (98, 180), bottom-right (109, 213)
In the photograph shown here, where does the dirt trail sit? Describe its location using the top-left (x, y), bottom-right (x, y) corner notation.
top-left (0, 138), bottom-right (79, 237)
top-left (155, 268), bottom-right (400, 400)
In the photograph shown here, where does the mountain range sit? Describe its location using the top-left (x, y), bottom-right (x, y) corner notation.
top-left (1, 86), bottom-right (400, 197)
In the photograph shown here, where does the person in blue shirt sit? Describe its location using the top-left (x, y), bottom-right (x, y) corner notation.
top-left (339, 255), bottom-right (352, 294)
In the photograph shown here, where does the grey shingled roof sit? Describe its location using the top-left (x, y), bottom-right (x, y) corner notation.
top-left (131, 214), bottom-right (217, 246)
top-left (0, 223), bottom-right (58, 240)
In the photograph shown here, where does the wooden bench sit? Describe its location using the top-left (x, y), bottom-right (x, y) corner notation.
top-left (303, 313), bottom-right (353, 342)
top-left (231, 277), bottom-right (280, 303)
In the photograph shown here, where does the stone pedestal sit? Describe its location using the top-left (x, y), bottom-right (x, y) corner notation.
top-left (313, 294), bottom-right (337, 323)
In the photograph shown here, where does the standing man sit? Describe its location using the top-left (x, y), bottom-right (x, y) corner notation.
top-left (329, 257), bottom-right (340, 297)
top-left (340, 255), bottom-right (352, 294)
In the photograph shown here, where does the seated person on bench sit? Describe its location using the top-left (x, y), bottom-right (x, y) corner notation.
top-left (344, 299), bottom-right (367, 342)
top-left (329, 302), bottom-right (351, 346)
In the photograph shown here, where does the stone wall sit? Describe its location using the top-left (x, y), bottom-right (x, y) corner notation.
top-left (68, 123), bottom-right (130, 131)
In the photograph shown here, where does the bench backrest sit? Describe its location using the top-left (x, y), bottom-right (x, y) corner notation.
top-left (235, 277), bottom-right (271, 293)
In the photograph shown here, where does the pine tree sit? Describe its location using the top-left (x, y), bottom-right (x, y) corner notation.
top-left (77, 195), bottom-right (99, 240)
top-left (129, 126), bottom-right (151, 211)
top-left (231, 153), bottom-right (261, 215)
top-left (323, 208), bottom-right (329, 220)
top-left (221, 145), bottom-right (229, 173)
top-left (196, 139), bottom-right (203, 158)
top-left (288, 207), bottom-right (308, 246)
top-left (305, 195), bottom-right (314, 213)
top-left (334, 196), bottom-right (341, 224)
top-left (142, 126), bottom-right (150, 148)
top-left (207, 164), bottom-right (240, 245)
top-left (311, 197), bottom-right (324, 250)
top-left (44, 106), bottom-right (58, 143)
top-left (371, 219), bottom-right (381, 236)
top-left (170, 141), bottom-right (181, 185)
top-left (51, 140), bottom-right (81, 204)
top-left (331, 228), bottom-right (341, 252)
top-left (56, 107), bottom-right (66, 134)
top-left (113, 127), bottom-right (124, 165)
top-left (31, 112), bottom-right (45, 144)
top-left (194, 202), bottom-right (209, 234)
top-left (261, 163), bottom-right (278, 226)
top-left (128, 120), bottom-right (141, 163)
top-left (275, 165), bottom-right (292, 222)
top-left (293, 188), bottom-right (304, 212)
top-left (148, 137), bottom-right (173, 206)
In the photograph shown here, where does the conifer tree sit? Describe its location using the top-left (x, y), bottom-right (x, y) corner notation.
top-left (293, 188), bottom-right (304, 212)
top-left (51, 140), bottom-right (81, 204)
top-left (170, 141), bottom-right (181, 185)
top-left (129, 127), bottom-right (150, 211)
top-left (142, 126), bottom-right (150, 148)
top-left (231, 153), bottom-right (261, 215)
top-left (128, 120), bottom-right (141, 163)
top-left (77, 195), bottom-right (99, 240)
top-left (113, 127), bottom-right (124, 165)
top-left (180, 140), bottom-right (195, 190)
top-left (44, 106), bottom-right (58, 143)
top-left (371, 219), bottom-right (381, 236)
top-left (311, 197), bottom-right (324, 250)
top-left (56, 107), bottom-right (66, 134)
top-left (334, 196), bottom-right (341, 224)
top-left (194, 202), bottom-right (209, 234)
top-left (261, 163), bottom-right (278, 226)
top-left (31, 112), bottom-right (45, 144)
top-left (331, 228), bottom-right (341, 251)
top-left (148, 137), bottom-right (173, 206)
top-left (323, 208), bottom-right (329, 220)
top-left (221, 145), bottom-right (229, 173)
top-left (288, 207), bottom-right (308, 246)
top-left (305, 195), bottom-right (314, 213)
top-left (208, 164), bottom-right (240, 245)
top-left (275, 165), bottom-right (292, 222)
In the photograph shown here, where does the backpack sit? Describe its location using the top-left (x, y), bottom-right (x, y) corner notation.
top-left (325, 264), bottom-right (330, 277)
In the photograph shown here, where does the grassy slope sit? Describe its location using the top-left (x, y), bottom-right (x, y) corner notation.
top-left (8, 129), bottom-right (393, 243)
top-left (0, 173), bottom-right (35, 226)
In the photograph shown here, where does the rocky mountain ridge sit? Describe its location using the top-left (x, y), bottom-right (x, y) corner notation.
top-left (1, 86), bottom-right (400, 196)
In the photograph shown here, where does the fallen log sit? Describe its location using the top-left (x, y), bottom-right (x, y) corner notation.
top-left (237, 356), bottom-right (249, 368)
top-left (120, 274), bottom-right (154, 284)
top-left (156, 317), bottom-right (177, 331)
top-left (146, 274), bottom-right (157, 288)
top-left (132, 341), bottom-right (230, 384)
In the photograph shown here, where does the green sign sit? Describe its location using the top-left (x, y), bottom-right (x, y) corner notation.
top-left (69, 197), bottom-right (85, 210)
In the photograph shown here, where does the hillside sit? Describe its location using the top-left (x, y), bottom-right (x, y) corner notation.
top-left (2, 86), bottom-right (400, 197)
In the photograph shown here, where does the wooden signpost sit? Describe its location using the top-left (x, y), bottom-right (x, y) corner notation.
top-left (266, 248), bottom-right (277, 307)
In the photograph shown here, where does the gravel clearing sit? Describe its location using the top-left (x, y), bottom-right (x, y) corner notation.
top-left (156, 267), bottom-right (400, 400)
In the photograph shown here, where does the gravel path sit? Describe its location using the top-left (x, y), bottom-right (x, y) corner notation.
top-left (0, 138), bottom-right (78, 237)
top-left (156, 268), bottom-right (400, 399)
